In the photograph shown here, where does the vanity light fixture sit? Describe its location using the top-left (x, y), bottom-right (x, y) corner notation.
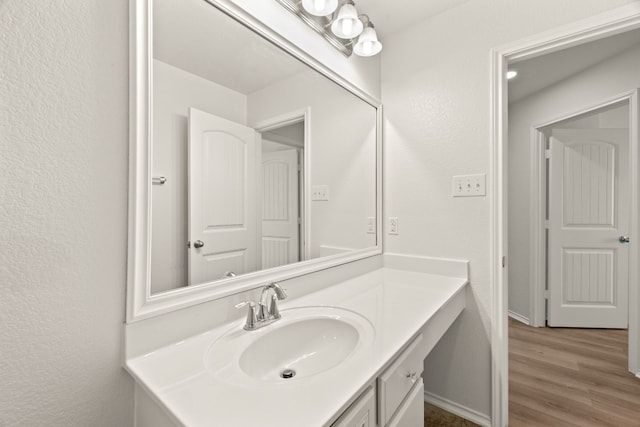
top-left (506, 70), bottom-right (518, 80)
top-left (331, 1), bottom-right (364, 39)
top-left (353, 18), bottom-right (382, 57)
top-left (275, 0), bottom-right (382, 57)
top-left (301, 0), bottom-right (338, 17)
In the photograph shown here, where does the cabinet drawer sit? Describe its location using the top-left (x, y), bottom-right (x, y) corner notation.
top-left (378, 334), bottom-right (424, 426)
top-left (388, 379), bottom-right (424, 427)
top-left (332, 386), bottom-right (376, 427)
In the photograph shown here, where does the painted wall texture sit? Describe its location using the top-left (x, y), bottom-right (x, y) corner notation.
top-left (508, 44), bottom-right (640, 320)
top-left (0, 0), bottom-right (380, 425)
top-left (0, 0), bottom-right (134, 426)
top-left (5, 0), bottom-right (640, 424)
top-left (381, 0), bottom-right (640, 419)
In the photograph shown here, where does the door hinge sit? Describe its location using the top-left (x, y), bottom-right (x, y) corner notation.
top-left (502, 256), bottom-right (506, 268)
top-left (544, 220), bottom-right (549, 229)
top-left (543, 290), bottom-right (550, 299)
top-left (545, 149), bottom-right (551, 159)
top-left (297, 217), bottom-right (301, 225)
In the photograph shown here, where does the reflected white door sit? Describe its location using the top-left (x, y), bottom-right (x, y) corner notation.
top-left (261, 149), bottom-right (299, 269)
top-left (548, 129), bottom-right (629, 328)
top-left (188, 108), bottom-right (260, 285)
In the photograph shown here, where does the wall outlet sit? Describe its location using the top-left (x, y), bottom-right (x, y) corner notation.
top-left (452, 174), bottom-right (486, 197)
top-left (389, 217), bottom-right (399, 235)
top-left (366, 217), bottom-right (376, 234)
top-left (311, 185), bottom-right (329, 201)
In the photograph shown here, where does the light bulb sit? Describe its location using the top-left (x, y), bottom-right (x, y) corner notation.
top-left (362, 40), bottom-right (373, 55)
top-left (353, 25), bottom-right (382, 57)
top-left (330, 3), bottom-right (363, 38)
top-left (342, 18), bottom-right (353, 36)
top-left (301, 0), bottom-right (338, 16)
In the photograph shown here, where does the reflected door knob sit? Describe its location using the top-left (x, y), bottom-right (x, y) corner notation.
top-left (619, 236), bottom-right (630, 243)
top-left (193, 240), bottom-right (205, 248)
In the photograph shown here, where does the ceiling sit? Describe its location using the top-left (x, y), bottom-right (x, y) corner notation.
top-left (354, 0), bottom-right (471, 38)
top-left (508, 28), bottom-right (640, 103)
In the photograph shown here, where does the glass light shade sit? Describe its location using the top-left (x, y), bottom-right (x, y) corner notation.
top-left (354, 26), bottom-right (382, 56)
top-left (506, 70), bottom-right (518, 80)
top-left (301, 0), bottom-right (338, 16)
top-left (330, 3), bottom-right (363, 39)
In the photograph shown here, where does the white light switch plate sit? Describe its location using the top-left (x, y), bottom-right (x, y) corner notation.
top-left (452, 174), bottom-right (486, 197)
top-left (311, 185), bottom-right (329, 201)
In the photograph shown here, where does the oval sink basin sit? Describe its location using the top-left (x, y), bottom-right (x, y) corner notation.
top-left (205, 306), bottom-right (374, 384)
top-left (240, 317), bottom-right (358, 380)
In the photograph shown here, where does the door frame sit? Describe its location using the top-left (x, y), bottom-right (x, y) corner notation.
top-left (253, 108), bottom-right (311, 261)
top-left (529, 93), bottom-right (637, 328)
top-left (490, 4), bottom-right (640, 426)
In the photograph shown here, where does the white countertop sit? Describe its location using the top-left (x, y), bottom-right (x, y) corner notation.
top-left (126, 267), bottom-right (468, 427)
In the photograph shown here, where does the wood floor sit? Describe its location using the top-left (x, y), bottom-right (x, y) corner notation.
top-left (509, 318), bottom-right (640, 426)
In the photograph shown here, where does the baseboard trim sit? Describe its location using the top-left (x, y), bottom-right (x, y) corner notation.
top-left (424, 391), bottom-right (491, 427)
top-left (508, 310), bottom-right (530, 325)
top-left (635, 370), bottom-right (640, 379)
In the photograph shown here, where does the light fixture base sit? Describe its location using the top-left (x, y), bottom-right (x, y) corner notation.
top-left (275, 0), bottom-right (353, 57)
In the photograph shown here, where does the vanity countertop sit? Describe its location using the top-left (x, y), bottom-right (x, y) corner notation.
top-left (125, 267), bottom-right (468, 427)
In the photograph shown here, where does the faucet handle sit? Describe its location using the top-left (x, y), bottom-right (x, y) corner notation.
top-left (234, 300), bottom-right (255, 309)
top-left (235, 300), bottom-right (258, 330)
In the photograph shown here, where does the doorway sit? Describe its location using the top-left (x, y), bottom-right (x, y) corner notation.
top-left (254, 109), bottom-right (310, 270)
top-left (490, 9), bottom-right (640, 426)
top-left (532, 102), bottom-right (631, 329)
top-left (260, 121), bottom-right (305, 269)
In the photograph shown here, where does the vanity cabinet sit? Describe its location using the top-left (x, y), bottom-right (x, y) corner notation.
top-left (333, 334), bottom-right (427, 427)
top-left (126, 262), bottom-right (469, 427)
top-left (387, 378), bottom-right (424, 427)
top-left (378, 334), bottom-right (425, 426)
top-left (332, 386), bottom-right (377, 427)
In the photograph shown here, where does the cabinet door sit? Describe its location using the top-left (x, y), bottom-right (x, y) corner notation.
top-left (388, 379), bottom-right (424, 427)
top-left (332, 386), bottom-right (376, 427)
top-left (378, 334), bottom-right (424, 425)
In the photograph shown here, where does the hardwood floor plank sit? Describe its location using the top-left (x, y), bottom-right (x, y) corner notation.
top-left (509, 318), bottom-right (640, 426)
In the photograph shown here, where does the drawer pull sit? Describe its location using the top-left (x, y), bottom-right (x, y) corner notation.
top-left (406, 372), bottom-right (417, 383)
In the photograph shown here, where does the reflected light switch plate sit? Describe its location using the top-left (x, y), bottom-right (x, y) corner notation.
top-left (366, 217), bottom-right (376, 234)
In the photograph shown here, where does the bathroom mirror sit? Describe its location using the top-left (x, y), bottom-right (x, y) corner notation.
top-left (128, 0), bottom-right (381, 321)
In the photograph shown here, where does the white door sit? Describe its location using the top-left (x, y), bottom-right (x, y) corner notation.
top-left (188, 108), bottom-right (260, 285)
top-left (261, 149), bottom-right (300, 269)
top-left (548, 129), bottom-right (629, 328)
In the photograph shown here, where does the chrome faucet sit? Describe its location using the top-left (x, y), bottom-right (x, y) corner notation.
top-left (235, 282), bottom-right (287, 331)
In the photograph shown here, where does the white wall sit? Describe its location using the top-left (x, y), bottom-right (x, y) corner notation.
top-left (381, 0), bottom-right (640, 419)
top-left (0, 1), bottom-right (133, 426)
top-left (248, 71), bottom-right (377, 258)
top-left (150, 60), bottom-right (247, 293)
top-left (508, 45), bottom-right (640, 319)
top-left (1, 1), bottom-right (380, 425)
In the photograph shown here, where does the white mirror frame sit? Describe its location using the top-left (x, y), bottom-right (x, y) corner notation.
top-left (127, 0), bottom-right (383, 322)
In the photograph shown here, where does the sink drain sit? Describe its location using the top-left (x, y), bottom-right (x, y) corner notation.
top-left (280, 368), bottom-right (296, 379)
